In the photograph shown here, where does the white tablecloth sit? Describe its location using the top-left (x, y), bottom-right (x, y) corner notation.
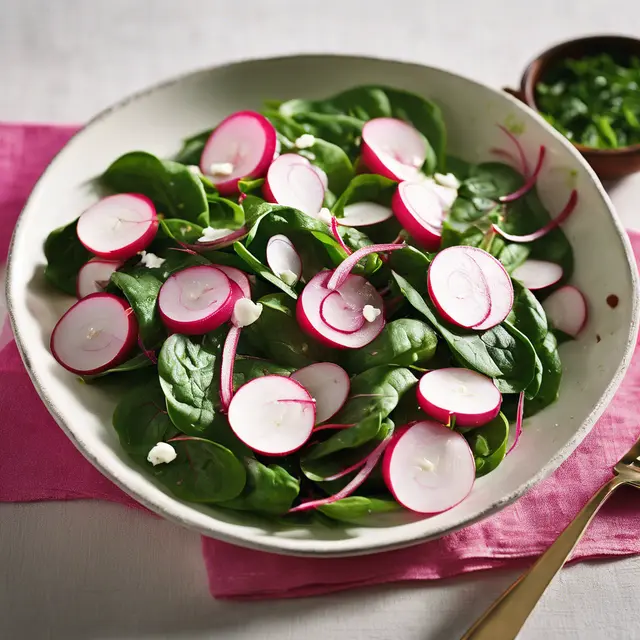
top-left (2, 1), bottom-right (640, 637)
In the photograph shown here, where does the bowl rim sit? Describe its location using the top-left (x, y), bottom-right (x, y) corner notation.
top-left (6, 52), bottom-right (640, 557)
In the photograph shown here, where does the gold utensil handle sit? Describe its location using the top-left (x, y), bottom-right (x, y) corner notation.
top-left (461, 475), bottom-right (625, 640)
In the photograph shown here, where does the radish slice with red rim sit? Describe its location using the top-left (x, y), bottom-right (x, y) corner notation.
top-left (76, 259), bottom-right (123, 299)
top-left (158, 265), bottom-right (234, 335)
top-left (497, 124), bottom-right (530, 177)
top-left (511, 259), bottom-right (563, 291)
top-left (542, 285), bottom-right (588, 337)
top-left (76, 194), bottom-right (158, 260)
top-left (220, 325), bottom-right (241, 412)
top-left (214, 265), bottom-right (252, 298)
top-left (417, 368), bottom-right (502, 428)
top-left (290, 362), bottom-right (350, 424)
top-left (320, 290), bottom-right (366, 333)
top-left (499, 145), bottom-right (546, 203)
top-left (228, 375), bottom-right (315, 455)
top-left (330, 215), bottom-right (352, 255)
top-left (507, 391), bottom-right (525, 454)
top-left (193, 226), bottom-right (248, 249)
top-left (200, 111), bottom-right (277, 195)
top-left (266, 234), bottom-right (302, 285)
top-left (339, 202), bottom-right (394, 227)
top-left (50, 293), bottom-right (138, 375)
top-left (361, 118), bottom-right (426, 181)
top-left (263, 154), bottom-right (325, 218)
top-left (392, 181), bottom-right (446, 250)
top-left (382, 420), bottom-right (475, 514)
top-left (427, 246), bottom-right (491, 329)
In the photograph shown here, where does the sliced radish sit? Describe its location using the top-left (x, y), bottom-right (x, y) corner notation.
top-left (497, 124), bottom-right (530, 177)
top-left (76, 259), bottom-right (123, 299)
top-left (417, 368), bottom-right (502, 428)
top-left (266, 234), bottom-right (302, 285)
top-left (330, 215), bottom-right (352, 255)
top-left (214, 265), bottom-right (251, 298)
top-left (542, 285), bottom-right (588, 337)
top-left (382, 420), bottom-right (475, 514)
top-left (263, 154), bottom-right (325, 218)
top-left (200, 111), bottom-right (277, 196)
top-left (507, 391), bottom-right (525, 454)
top-left (220, 325), bottom-right (241, 412)
top-left (76, 194), bottom-right (158, 260)
top-left (511, 259), bottom-right (563, 291)
top-left (158, 265), bottom-right (234, 335)
top-left (427, 246), bottom-right (491, 329)
top-left (192, 226), bottom-right (248, 250)
top-left (266, 153), bottom-right (329, 189)
top-left (290, 362), bottom-right (350, 424)
top-left (392, 181), bottom-right (446, 250)
top-left (338, 202), bottom-right (394, 227)
top-left (320, 291), bottom-right (366, 333)
top-left (297, 272), bottom-right (385, 349)
top-left (50, 293), bottom-right (138, 375)
top-left (228, 375), bottom-right (315, 455)
top-left (361, 118), bottom-right (426, 181)
top-left (465, 247), bottom-right (514, 331)
top-left (499, 145), bottom-right (546, 203)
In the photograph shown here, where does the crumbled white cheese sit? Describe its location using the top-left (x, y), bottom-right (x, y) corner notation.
top-left (198, 227), bottom-right (234, 243)
top-left (232, 298), bottom-right (263, 327)
top-left (434, 172), bottom-right (461, 190)
top-left (294, 134), bottom-right (315, 149)
top-left (317, 207), bottom-right (332, 225)
top-left (138, 251), bottom-right (166, 269)
top-left (187, 165), bottom-right (202, 176)
top-left (208, 162), bottom-right (234, 177)
top-left (147, 442), bottom-right (177, 466)
top-left (362, 305), bottom-right (381, 322)
top-left (279, 269), bottom-right (298, 286)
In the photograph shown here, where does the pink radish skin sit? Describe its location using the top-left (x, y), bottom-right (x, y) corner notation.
top-left (263, 154), bottom-right (325, 218)
top-left (76, 259), bottom-right (123, 299)
top-left (498, 125), bottom-right (530, 177)
top-left (427, 247), bottom-right (492, 329)
top-left (297, 272), bottom-right (385, 349)
top-left (417, 368), bottom-right (502, 428)
top-left (290, 362), bottom-right (350, 424)
top-left (330, 216), bottom-right (352, 255)
top-left (542, 285), bottom-right (588, 337)
top-left (266, 234), bottom-right (302, 284)
top-left (220, 325), bottom-right (241, 412)
top-left (50, 293), bottom-right (138, 375)
top-left (158, 265), bottom-right (234, 335)
top-left (214, 265), bottom-right (252, 298)
top-left (499, 145), bottom-right (546, 203)
top-left (507, 391), bottom-right (525, 454)
top-left (361, 118), bottom-right (426, 181)
top-left (200, 111), bottom-right (277, 196)
top-left (76, 194), bottom-right (158, 260)
top-left (511, 260), bottom-right (563, 291)
top-left (382, 421), bottom-right (475, 514)
top-left (392, 181), bottom-right (446, 250)
top-left (188, 227), bottom-right (248, 251)
top-left (464, 247), bottom-right (514, 331)
top-left (339, 202), bottom-right (394, 227)
top-left (228, 375), bottom-right (315, 456)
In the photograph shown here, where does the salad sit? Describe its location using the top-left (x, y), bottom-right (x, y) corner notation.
top-left (43, 85), bottom-right (587, 523)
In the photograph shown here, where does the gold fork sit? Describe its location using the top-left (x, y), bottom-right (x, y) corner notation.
top-left (461, 432), bottom-right (640, 640)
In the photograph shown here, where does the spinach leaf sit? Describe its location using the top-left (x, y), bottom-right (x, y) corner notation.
top-left (463, 412), bottom-right (509, 477)
top-left (159, 218), bottom-right (204, 244)
top-left (43, 219), bottom-right (92, 295)
top-left (331, 174), bottom-right (396, 218)
top-left (508, 280), bottom-right (548, 347)
top-left (233, 242), bottom-right (298, 299)
top-left (101, 151), bottom-right (208, 223)
top-left (317, 496), bottom-right (401, 523)
top-left (523, 331), bottom-right (562, 417)
top-left (151, 436), bottom-right (246, 503)
top-left (499, 243), bottom-right (530, 272)
top-left (83, 351), bottom-right (155, 381)
top-left (232, 356), bottom-right (294, 389)
top-left (173, 128), bottom-right (211, 166)
top-left (205, 196), bottom-right (245, 230)
top-left (110, 271), bottom-right (164, 347)
top-left (297, 138), bottom-right (354, 200)
top-left (387, 246), bottom-right (432, 288)
top-left (342, 319), bottom-right (438, 373)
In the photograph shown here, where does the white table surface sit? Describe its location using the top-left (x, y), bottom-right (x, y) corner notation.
top-left (2, 1), bottom-right (640, 638)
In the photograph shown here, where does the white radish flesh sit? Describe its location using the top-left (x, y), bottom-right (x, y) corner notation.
top-left (427, 246), bottom-right (491, 329)
top-left (417, 368), bottom-right (502, 428)
top-left (382, 421), bottom-right (475, 514)
top-left (228, 375), bottom-right (315, 455)
top-left (339, 202), bottom-right (394, 227)
top-left (392, 181), bottom-right (446, 250)
top-left (297, 272), bottom-right (385, 349)
top-left (76, 259), bottom-right (122, 299)
top-left (266, 234), bottom-right (302, 285)
top-left (200, 111), bottom-right (277, 195)
top-left (263, 154), bottom-right (325, 218)
top-left (361, 118), bottom-right (426, 181)
top-left (76, 194), bottom-right (158, 260)
top-left (158, 265), bottom-right (233, 335)
top-left (50, 293), bottom-right (138, 375)
top-left (320, 291), bottom-right (366, 333)
top-left (214, 265), bottom-right (252, 298)
top-left (511, 259), bottom-right (563, 291)
top-left (290, 362), bottom-right (350, 424)
top-left (220, 325), bottom-right (241, 412)
top-left (270, 153), bottom-right (329, 190)
top-left (542, 285), bottom-right (588, 337)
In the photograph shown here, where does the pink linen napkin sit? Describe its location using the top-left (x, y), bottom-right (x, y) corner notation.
top-left (2, 122), bottom-right (640, 600)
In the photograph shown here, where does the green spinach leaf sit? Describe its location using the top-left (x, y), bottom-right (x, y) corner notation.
top-left (43, 219), bottom-right (92, 295)
top-left (463, 412), bottom-right (509, 477)
top-left (317, 496), bottom-right (401, 522)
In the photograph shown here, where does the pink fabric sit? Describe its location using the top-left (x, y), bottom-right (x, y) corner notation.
top-left (2, 122), bottom-right (640, 600)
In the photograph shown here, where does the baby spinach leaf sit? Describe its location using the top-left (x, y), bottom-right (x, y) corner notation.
top-left (233, 242), bottom-right (298, 299)
top-left (342, 319), bottom-right (438, 373)
top-left (159, 218), bottom-right (204, 244)
top-left (499, 243), bottom-right (530, 272)
top-left (391, 389), bottom-right (428, 426)
top-left (331, 174), bottom-right (396, 218)
top-left (387, 246), bottom-right (432, 288)
top-left (297, 138), bottom-right (354, 198)
top-left (110, 271), bottom-right (165, 347)
top-left (205, 196), bottom-right (245, 230)
top-left (508, 280), bottom-right (548, 347)
top-left (523, 331), bottom-right (562, 417)
top-left (317, 496), bottom-right (401, 523)
top-left (151, 436), bottom-right (246, 503)
top-left (463, 412), bottom-right (509, 477)
top-left (101, 151), bottom-right (208, 223)
top-left (173, 128), bottom-right (211, 166)
top-left (43, 219), bottom-right (92, 295)
top-left (83, 351), bottom-right (155, 381)
top-left (232, 356), bottom-right (294, 389)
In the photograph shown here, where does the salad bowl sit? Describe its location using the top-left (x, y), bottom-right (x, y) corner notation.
top-left (6, 54), bottom-right (639, 556)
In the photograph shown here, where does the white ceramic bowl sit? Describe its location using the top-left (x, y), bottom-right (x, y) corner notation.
top-left (7, 55), bottom-right (639, 557)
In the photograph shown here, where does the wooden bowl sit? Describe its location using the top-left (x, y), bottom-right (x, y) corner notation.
top-left (507, 35), bottom-right (640, 180)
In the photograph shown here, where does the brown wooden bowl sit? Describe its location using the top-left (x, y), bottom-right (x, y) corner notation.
top-left (507, 35), bottom-right (640, 180)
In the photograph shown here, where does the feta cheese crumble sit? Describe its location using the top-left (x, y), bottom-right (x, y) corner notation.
top-left (208, 162), bottom-right (234, 177)
top-left (232, 298), bottom-right (263, 327)
top-left (278, 269), bottom-right (298, 286)
top-left (138, 251), bottom-right (166, 269)
top-left (434, 172), bottom-right (461, 190)
top-left (198, 227), bottom-right (234, 243)
top-left (362, 305), bottom-right (381, 322)
top-left (147, 442), bottom-right (177, 466)
top-left (294, 134), bottom-right (315, 149)
top-left (317, 207), bottom-right (332, 225)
